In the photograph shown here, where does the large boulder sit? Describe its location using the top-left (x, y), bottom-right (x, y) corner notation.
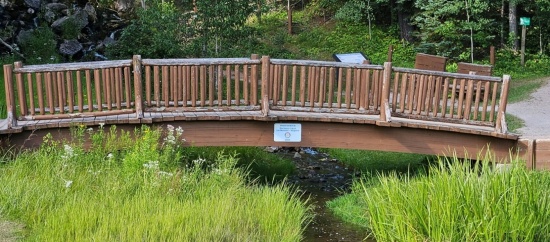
top-left (24, 0), bottom-right (41, 9)
top-left (59, 39), bottom-right (83, 56)
top-left (51, 9), bottom-right (88, 34)
top-left (84, 2), bottom-right (96, 23)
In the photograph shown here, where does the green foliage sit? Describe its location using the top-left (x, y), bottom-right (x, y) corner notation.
top-left (334, 0), bottom-right (366, 23)
top-left (59, 18), bottom-right (82, 40)
top-left (0, 125), bottom-right (311, 241)
top-left (331, 156), bottom-right (550, 241)
top-left (191, 0), bottom-right (259, 57)
top-left (180, 146), bottom-right (295, 182)
top-left (106, 0), bottom-right (185, 58)
top-left (494, 49), bottom-right (550, 79)
top-left (17, 27), bottom-right (61, 64)
top-left (412, 0), bottom-right (494, 60)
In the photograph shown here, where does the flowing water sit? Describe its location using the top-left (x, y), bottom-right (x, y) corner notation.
top-left (275, 148), bottom-right (375, 242)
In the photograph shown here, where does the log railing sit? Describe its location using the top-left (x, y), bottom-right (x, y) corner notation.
top-left (141, 55), bottom-right (261, 111)
top-left (2, 55), bottom-right (511, 133)
top-left (3, 59), bottom-right (137, 128)
top-left (267, 58), bottom-right (385, 114)
top-left (390, 67), bottom-right (509, 131)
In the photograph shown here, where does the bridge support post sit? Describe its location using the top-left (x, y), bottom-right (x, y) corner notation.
top-left (495, 75), bottom-right (510, 133)
top-left (3, 64), bottom-right (16, 128)
top-left (379, 62), bottom-right (392, 123)
top-left (133, 55), bottom-right (144, 119)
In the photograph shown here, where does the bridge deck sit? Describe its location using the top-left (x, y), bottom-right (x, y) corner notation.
top-left (0, 111), bottom-right (518, 140)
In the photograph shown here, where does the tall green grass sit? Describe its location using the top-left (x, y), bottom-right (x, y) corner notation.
top-left (0, 125), bottom-right (311, 241)
top-left (331, 154), bottom-right (550, 241)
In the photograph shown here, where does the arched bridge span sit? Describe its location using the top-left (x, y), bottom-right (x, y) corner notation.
top-left (2, 55), bottom-right (541, 166)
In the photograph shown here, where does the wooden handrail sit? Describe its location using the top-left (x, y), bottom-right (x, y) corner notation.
top-left (393, 67), bottom-right (502, 82)
top-left (14, 60), bottom-right (131, 73)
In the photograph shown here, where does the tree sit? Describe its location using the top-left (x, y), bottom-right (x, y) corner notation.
top-left (412, 0), bottom-right (494, 61)
top-left (192, 0), bottom-right (259, 57)
top-left (509, 0), bottom-right (518, 50)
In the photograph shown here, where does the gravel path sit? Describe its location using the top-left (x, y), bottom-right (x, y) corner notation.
top-left (507, 78), bottom-right (550, 139)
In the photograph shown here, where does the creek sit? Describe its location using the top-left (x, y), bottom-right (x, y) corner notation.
top-left (274, 148), bottom-right (374, 242)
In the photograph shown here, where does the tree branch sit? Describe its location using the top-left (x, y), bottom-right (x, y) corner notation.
top-left (0, 37), bottom-right (25, 60)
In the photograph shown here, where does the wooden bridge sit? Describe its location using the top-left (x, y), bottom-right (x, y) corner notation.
top-left (1, 55), bottom-right (547, 169)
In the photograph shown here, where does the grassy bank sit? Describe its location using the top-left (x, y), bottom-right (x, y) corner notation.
top-left (321, 149), bottom-right (432, 174)
top-left (0, 125), bottom-right (310, 241)
top-left (328, 155), bottom-right (550, 241)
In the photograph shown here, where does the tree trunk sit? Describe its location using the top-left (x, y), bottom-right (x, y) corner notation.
top-left (398, 11), bottom-right (414, 43)
top-left (509, 1), bottom-right (518, 50)
top-left (500, 0), bottom-right (505, 47)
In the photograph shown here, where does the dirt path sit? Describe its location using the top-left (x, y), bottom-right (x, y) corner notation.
top-left (507, 78), bottom-right (550, 139)
top-left (0, 218), bottom-right (23, 242)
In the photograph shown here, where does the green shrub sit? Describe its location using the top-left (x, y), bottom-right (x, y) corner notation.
top-left (106, 0), bottom-right (185, 58)
top-left (17, 27), bottom-right (61, 64)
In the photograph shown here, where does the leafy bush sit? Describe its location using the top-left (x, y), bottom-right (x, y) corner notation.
top-left (17, 27), bottom-right (61, 64)
top-left (106, 0), bottom-right (185, 58)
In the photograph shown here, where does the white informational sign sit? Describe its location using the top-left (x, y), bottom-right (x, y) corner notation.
top-left (274, 123), bottom-right (302, 142)
top-left (333, 52), bottom-right (369, 64)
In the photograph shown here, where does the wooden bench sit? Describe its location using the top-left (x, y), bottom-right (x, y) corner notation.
top-left (414, 53), bottom-right (448, 72)
top-left (457, 62), bottom-right (493, 76)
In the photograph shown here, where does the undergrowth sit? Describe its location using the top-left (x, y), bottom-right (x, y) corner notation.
top-left (0, 125), bottom-right (311, 241)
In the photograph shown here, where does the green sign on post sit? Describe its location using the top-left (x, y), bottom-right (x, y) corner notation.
top-left (520, 17), bottom-right (531, 26)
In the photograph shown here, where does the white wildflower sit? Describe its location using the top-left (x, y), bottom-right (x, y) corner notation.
top-left (98, 123), bottom-right (105, 129)
top-left (61, 144), bottom-right (75, 160)
top-left (158, 171), bottom-right (173, 177)
top-left (193, 158), bottom-right (205, 167)
top-left (143, 161), bottom-right (159, 169)
top-left (86, 127), bottom-right (93, 133)
top-left (176, 126), bottom-right (184, 137)
top-left (166, 124), bottom-right (174, 132)
top-left (107, 153), bottom-right (114, 160)
top-left (164, 134), bottom-right (176, 145)
top-left (65, 180), bottom-right (73, 188)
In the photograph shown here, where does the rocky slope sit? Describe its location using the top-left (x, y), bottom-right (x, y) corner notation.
top-left (0, 0), bottom-right (128, 62)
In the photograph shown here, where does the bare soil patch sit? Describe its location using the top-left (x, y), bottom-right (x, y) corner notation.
top-left (0, 218), bottom-right (24, 242)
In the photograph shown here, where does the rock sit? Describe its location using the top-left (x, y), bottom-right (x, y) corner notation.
top-left (102, 36), bottom-right (115, 46)
top-left (16, 29), bottom-right (33, 45)
top-left (293, 152), bottom-right (302, 159)
top-left (59, 39), bottom-right (82, 56)
top-left (0, 0), bottom-right (10, 8)
top-left (24, 0), bottom-right (41, 9)
top-left (51, 9), bottom-right (88, 32)
top-left (264, 146), bottom-right (279, 153)
top-left (45, 3), bottom-right (68, 12)
top-left (84, 2), bottom-right (96, 23)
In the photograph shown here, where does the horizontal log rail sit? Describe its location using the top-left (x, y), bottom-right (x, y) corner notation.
top-left (3, 55), bottom-right (511, 134)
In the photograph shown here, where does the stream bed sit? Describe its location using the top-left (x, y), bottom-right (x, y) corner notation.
top-left (273, 147), bottom-right (374, 242)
